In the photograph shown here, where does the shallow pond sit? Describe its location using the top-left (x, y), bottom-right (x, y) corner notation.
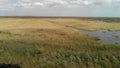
top-left (80, 30), bottom-right (120, 44)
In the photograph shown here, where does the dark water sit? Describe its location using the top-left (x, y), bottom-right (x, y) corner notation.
top-left (80, 30), bottom-right (120, 44)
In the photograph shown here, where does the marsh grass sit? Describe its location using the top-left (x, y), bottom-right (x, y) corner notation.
top-left (48, 18), bottom-right (120, 31)
top-left (0, 18), bottom-right (119, 68)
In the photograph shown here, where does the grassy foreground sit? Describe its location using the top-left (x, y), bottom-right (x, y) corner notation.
top-left (0, 18), bottom-right (120, 68)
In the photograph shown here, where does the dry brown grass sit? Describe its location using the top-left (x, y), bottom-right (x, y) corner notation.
top-left (0, 18), bottom-right (95, 47)
top-left (0, 18), bottom-right (64, 31)
top-left (48, 18), bottom-right (120, 31)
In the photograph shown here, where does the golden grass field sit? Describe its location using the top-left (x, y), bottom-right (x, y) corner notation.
top-left (0, 18), bottom-right (120, 68)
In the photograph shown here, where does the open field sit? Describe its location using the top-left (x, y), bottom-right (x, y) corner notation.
top-left (47, 18), bottom-right (120, 31)
top-left (0, 18), bottom-right (120, 68)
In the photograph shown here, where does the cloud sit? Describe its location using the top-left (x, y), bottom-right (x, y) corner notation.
top-left (0, 0), bottom-right (13, 10)
top-left (0, 0), bottom-right (120, 10)
top-left (0, 0), bottom-right (8, 3)
top-left (34, 2), bottom-right (44, 6)
top-left (0, 0), bottom-right (120, 17)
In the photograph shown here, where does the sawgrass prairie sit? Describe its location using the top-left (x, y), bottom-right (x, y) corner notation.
top-left (0, 18), bottom-right (120, 68)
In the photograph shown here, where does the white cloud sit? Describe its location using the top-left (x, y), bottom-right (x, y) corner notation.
top-left (0, 0), bottom-right (120, 10)
top-left (0, 0), bottom-right (12, 10)
top-left (34, 2), bottom-right (44, 6)
top-left (83, 1), bottom-right (91, 5)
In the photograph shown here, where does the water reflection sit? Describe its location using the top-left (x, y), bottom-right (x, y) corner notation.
top-left (80, 30), bottom-right (120, 44)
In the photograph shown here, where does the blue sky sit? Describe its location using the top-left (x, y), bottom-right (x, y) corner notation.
top-left (0, 0), bottom-right (120, 17)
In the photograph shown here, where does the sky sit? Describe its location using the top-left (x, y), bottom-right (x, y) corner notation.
top-left (0, 0), bottom-right (120, 17)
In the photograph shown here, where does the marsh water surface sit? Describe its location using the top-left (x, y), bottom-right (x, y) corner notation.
top-left (80, 30), bottom-right (120, 44)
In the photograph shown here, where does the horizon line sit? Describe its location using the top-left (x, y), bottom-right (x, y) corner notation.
top-left (0, 16), bottom-right (120, 18)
